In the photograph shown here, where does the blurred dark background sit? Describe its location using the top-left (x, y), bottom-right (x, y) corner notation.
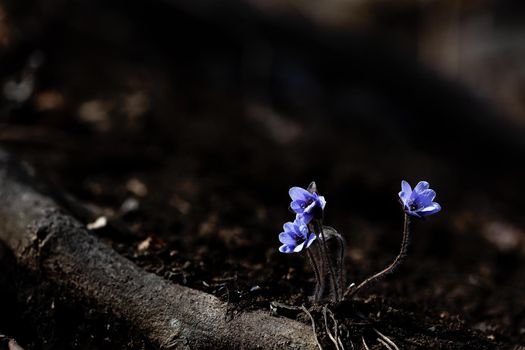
top-left (0, 0), bottom-right (525, 348)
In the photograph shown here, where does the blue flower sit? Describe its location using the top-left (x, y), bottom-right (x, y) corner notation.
top-left (278, 219), bottom-right (317, 253)
top-left (399, 180), bottom-right (441, 218)
top-left (289, 186), bottom-right (326, 224)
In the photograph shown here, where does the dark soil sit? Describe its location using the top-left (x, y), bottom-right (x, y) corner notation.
top-left (1, 0), bottom-right (525, 349)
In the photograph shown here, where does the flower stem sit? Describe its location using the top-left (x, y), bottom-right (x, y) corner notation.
top-left (306, 248), bottom-right (322, 303)
top-left (335, 233), bottom-right (345, 298)
top-left (315, 220), bottom-right (340, 302)
top-left (344, 213), bottom-right (411, 299)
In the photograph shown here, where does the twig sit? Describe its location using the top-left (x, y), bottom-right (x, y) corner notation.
top-left (322, 306), bottom-right (340, 350)
top-left (301, 305), bottom-right (323, 350)
top-left (361, 336), bottom-right (370, 350)
top-left (338, 335), bottom-right (346, 350)
top-left (327, 307), bottom-right (345, 350)
top-left (377, 338), bottom-right (393, 350)
top-left (373, 329), bottom-right (399, 350)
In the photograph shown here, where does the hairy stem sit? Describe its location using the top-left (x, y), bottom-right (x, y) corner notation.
top-left (307, 248), bottom-right (322, 303)
top-left (315, 220), bottom-right (340, 302)
top-left (335, 233), bottom-right (345, 300)
top-left (344, 213), bottom-right (411, 299)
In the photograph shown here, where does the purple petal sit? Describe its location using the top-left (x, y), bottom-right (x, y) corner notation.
top-left (297, 222), bottom-right (309, 237)
top-left (303, 201), bottom-right (317, 214)
top-left (289, 187), bottom-right (310, 202)
top-left (305, 233), bottom-right (317, 248)
top-left (298, 212), bottom-right (313, 224)
top-left (279, 244), bottom-right (294, 253)
top-left (401, 180), bottom-right (412, 195)
top-left (418, 202), bottom-right (441, 216)
top-left (290, 201), bottom-right (305, 214)
top-left (293, 241), bottom-right (306, 253)
top-left (398, 191), bottom-right (409, 205)
top-left (414, 181), bottom-right (429, 194)
top-left (295, 213), bottom-right (307, 225)
top-left (283, 222), bottom-right (295, 233)
top-left (279, 232), bottom-right (295, 244)
top-left (414, 189), bottom-right (436, 206)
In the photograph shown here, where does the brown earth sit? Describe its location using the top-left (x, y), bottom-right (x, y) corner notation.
top-left (1, 0), bottom-right (524, 349)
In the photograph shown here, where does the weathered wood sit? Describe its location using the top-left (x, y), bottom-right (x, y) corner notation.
top-left (0, 148), bottom-right (316, 349)
top-left (0, 334), bottom-right (25, 350)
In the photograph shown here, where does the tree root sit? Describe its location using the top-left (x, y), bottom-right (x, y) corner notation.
top-left (0, 334), bottom-right (25, 350)
top-left (0, 148), bottom-right (316, 349)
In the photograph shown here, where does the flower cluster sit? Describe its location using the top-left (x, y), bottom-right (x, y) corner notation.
top-left (277, 179), bottom-right (441, 304)
top-left (278, 184), bottom-right (325, 254)
top-left (289, 186), bottom-right (326, 224)
top-left (278, 219), bottom-right (316, 253)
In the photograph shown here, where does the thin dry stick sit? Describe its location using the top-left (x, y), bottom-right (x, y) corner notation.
top-left (327, 308), bottom-right (345, 350)
top-left (345, 214), bottom-right (411, 299)
top-left (322, 306), bottom-right (340, 350)
top-left (373, 329), bottom-right (399, 350)
top-left (307, 249), bottom-right (322, 302)
top-left (301, 305), bottom-right (323, 350)
top-left (377, 338), bottom-right (393, 350)
top-left (338, 335), bottom-right (345, 350)
top-left (361, 336), bottom-right (370, 350)
top-left (316, 221), bottom-right (340, 302)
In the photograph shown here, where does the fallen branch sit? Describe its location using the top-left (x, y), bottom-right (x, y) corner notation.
top-left (0, 334), bottom-right (24, 350)
top-left (0, 148), bottom-right (316, 349)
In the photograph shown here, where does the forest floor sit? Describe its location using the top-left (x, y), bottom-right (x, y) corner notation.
top-left (1, 1), bottom-right (525, 349)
